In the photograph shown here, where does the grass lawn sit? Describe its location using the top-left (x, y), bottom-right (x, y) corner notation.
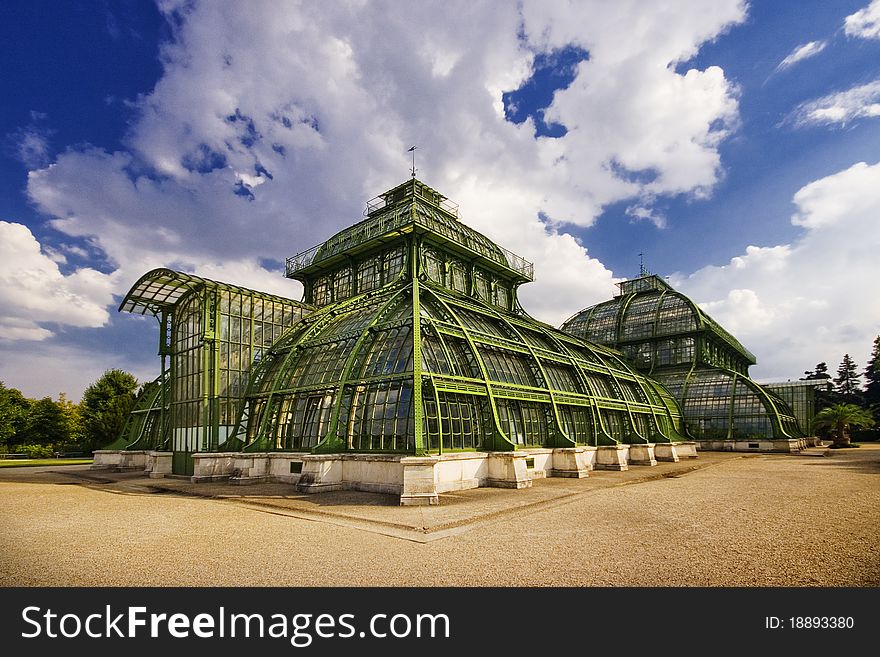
top-left (0, 459), bottom-right (93, 468)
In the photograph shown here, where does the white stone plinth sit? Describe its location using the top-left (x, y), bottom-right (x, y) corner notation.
top-left (595, 444), bottom-right (629, 471)
top-left (147, 451), bottom-right (172, 478)
top-left (487, 452), bottom-right (532, 488)
top-left (548, 447), bottom-right (590, 478)
top-left (400, 456), bottom-right (440, 505)
top-left (628, 443), bottom-right (657, 466)
top-left (91, 450), bottom-right (122, 469)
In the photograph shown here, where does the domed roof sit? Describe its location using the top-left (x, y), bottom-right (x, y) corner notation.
top-left (562, 275), bottom-right (755, 364)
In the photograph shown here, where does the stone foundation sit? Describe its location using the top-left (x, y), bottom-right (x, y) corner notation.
top-left (90, 444), bottom-right (696, 505)
top-left (628, 443), bottom-right (657, 466)
top-left (654, 441), bottom-right (698, 462)
top-left (696, 439), bottom-right (801, 453)
top-left (595, 445), bottom-right (629, 471)
top-left (93, 450), bottom-right (172, 477)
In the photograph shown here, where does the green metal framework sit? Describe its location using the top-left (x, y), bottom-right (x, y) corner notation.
top-left (118, 268), bottom-right (312, 473)
top-left (105, 371), bottom-right (168, 451)
top-left (561, 274), bottom-right (803, 440)
top-left (229, 180), bottom-right (689, 455)
top-left (763, 379), bottom-right (832, 436)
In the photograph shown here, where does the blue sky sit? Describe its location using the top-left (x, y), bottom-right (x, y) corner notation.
top-left (2, 0), bottom-right (880, 399)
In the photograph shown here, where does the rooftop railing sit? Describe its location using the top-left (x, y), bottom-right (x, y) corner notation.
top-left (286, 206), bottom-right (534, 280)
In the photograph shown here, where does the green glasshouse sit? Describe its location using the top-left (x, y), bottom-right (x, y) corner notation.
top-left (113, 179), bottom-right (692, 475)
top-left (561, 274), bottom-right (804, 445)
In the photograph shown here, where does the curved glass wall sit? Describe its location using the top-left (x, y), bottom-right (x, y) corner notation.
top-left (234, 273), bottom-right (690, 454)
top-left (562, 275), bottom-right (804, 441)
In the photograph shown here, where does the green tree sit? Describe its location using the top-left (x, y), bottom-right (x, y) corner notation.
top-left (864, 336), bottom-right (880, 412)
top-left (57, 393), bottom-right (86, 450)
top-left (0, 382), bottom-right (31, 449)
top-left (802, 362), bottom-right (831, 380)
top-left (833, 354), bottom-right (862, 402)
top-left (812, 403), bottom-right (875, 447)
top-left (80, 369), bottom-right (138, 451)
top-left (22, 397), bottom-right (68, 446)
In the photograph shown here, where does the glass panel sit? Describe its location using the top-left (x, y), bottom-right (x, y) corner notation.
top-left (346, 381), bottom-right (415, 451)
top-left (425, 393), bottom-right (484, 451)
top-left (478, 347), bottom-right (537, 386)
top-left (621, 294), bottom-right (660, 340)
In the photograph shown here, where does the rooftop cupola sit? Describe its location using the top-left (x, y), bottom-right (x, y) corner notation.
top-left (285, 178), bottom-right (534, 308)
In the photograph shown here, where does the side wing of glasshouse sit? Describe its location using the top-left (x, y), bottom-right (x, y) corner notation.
top-left (560, 274), bottom-right (814, 453)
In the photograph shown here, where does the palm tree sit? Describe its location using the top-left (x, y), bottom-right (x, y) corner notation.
top-left (811, 404), bottom-right (875, 447)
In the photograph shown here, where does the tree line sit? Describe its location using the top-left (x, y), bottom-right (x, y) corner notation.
top-left (0, 370), bottom-right (138, 458)
top-left (802, 335), bottom-right (880, 446)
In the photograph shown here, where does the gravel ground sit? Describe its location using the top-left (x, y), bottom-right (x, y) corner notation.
top-left (1, 446), bottom-right (878, 586)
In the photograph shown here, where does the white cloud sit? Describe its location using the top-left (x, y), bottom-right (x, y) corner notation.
top-left (775, 40), bottom-right (827, 72)
top-left (8, 124), bottom-right (53, 169)
top-left (28, 1), bottom-right (745, 284)
top-left (18, 0), bottom-right (746, 395)
top-left (625, 201), bottom-right (667, 229)
top-left (0, 221), bottom-right (116, 342)
top-left (786, 80), bottom-right (880, 128)
top-left (674, 160), bottom-right (880, 381)
top-left (845, 0), bottom-right (880, 39)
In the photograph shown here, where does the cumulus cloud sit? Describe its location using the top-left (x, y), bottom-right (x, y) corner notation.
top-left (0, 221), bottom-right (116, 341)
top-left (15, 0), bottom-right (748, 396)
top-left (674, 160), bottom-right (880, 381)
top-left (845, 0), bottom-right (880, 39)
top-left (786, 80), bottom-right (880, 128)
top-left (775, 40), bottom-right (827, 72)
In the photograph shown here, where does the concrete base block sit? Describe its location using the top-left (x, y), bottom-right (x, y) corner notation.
top-left (595, 444), bottom-right (629, 471)
top-left (653, 443), bottom-right (679, 462)
top-left (487, 452), bottom-right (532, 488)
top-left (400, 456), bottom-right (439, 506)
top-left (115, 451), bottom-right (147, 470)
top-left (628, 443), bottom-right (657, 466)
top-left (296, 455), bottom-right (343, 494)
top-left (91, 450), bottom-right (122, 469)
top-left (548, 447), bottom-right (590, 478)
top-left (146, 451), bottom-right (173, 476)
top-left (675, 442), bottom-right (698, 458)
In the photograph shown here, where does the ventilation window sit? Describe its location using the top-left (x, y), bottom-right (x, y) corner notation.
top-left (748, 443), bottom-right (759, 449)
top-left (290, 461), bottom-right (303, 474)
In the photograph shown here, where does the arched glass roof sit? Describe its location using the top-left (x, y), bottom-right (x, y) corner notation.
top-left (232, 277), bottom-right (688, 454)
top-left (562, 282), bottom-right (756, 365)
top-left (119, 268), bottom-right (309, 317)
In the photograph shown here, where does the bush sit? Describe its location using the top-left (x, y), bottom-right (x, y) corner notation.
top-left (17, 444), bottom-right (54, 458)
top-left (828, 443), bottom-right (861, 449)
